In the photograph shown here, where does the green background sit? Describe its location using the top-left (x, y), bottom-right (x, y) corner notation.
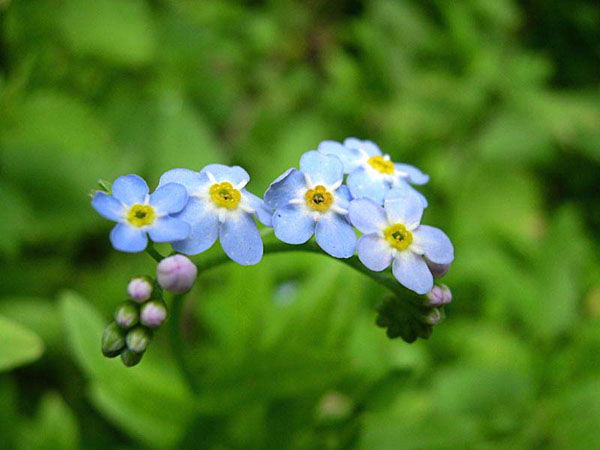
top-left (1, 0), bottom-right (599, 449)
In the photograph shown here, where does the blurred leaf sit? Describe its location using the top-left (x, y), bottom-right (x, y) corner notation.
top-left (19, 392), bottom-right (80, 450)
top-left (59, 0), bottom-right (156, 66)
top-left (0, 315), bottom-right (44, 372)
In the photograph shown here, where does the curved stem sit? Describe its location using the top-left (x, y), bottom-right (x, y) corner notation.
top-left (169, 294), bottom-right (200, 395)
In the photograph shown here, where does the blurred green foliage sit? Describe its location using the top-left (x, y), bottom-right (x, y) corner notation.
top-left (1, 0), bottom-right (600, 449)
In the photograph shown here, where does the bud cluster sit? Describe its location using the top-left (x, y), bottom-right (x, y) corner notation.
top-left (101, 276), bottom-right (168, 367)
top-left (375, 284), bottom-right (453, 343)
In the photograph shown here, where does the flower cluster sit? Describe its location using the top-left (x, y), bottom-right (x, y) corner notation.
top-left (92, 138), bottom-right (453, 295)
top-left (93, 138), bottom-right (455, 357)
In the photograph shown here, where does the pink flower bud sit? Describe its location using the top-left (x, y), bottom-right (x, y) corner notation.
top-left (140, 300), bottom-right (168, 328)
top-left (425, 285), bottom-right (445, 307)
top-left (441, 284), bottom-right (452, 305)
top-left (156, 254), bottom-right (197, 294)
top-left (127, 277), bottom-right (153, 303)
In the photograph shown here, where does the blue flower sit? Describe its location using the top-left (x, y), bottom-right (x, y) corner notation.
top-left (264, 151), bottom-right (357, 258)
top-left (348, 189), bottom-right (453, 294)
top-left (318, 138), bottom-right (429, 206)
top-left (158, 164), bottom-right (272, 266)
top-left (92, 174), bottom-right (190, 253)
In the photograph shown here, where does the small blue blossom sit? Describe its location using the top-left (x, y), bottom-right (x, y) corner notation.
top-left (158, 164), bottom-right (272, 266)
top-left (264, 151), bottom-right (357, 258)
top-left (92, 174), bottom-right (190, 253)
top-left (318, 138), bottom-right (429, 206)
top-left (348, 189), bottom-right (453, 294)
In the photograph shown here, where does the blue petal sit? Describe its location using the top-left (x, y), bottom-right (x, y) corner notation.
top-left (272, 205), bottom-right (315, 244)
top-left (148, 217), bottom-right (190, 243)
top-left (384, 188), bottom-right (424, 229)
top-left (347, 166), bottom-right (387, 204)
top-left (243, 190), bottom-right (273, 227)
top-left (220, 213), bottom-right (263, 265)
top-left (299, 151), bottom-right (344, 186)
top-left (357, 234), bottom-right (393, 271)
top-left (264, 168), bottom-right (307, 210)
top-left (201, 164), bottom-right (250, 187)
top-left (315, 214), bottom-right (357, 258)
top-left (394, 163), bottom-right (429, 185)
top-left (109, 223), bottom-right (148, 253)
top-left (389, 180), bottom-right (428, 207)
top-left (318, 140), bottom-right (363, 173)
top-left (348, 198), bottom-right (388, 234)
top-left (343, 138), bottom-right (382, 157)
top-left (111, 174), bottom-right (149, 206)
top-left (92, 192), bottom-right (124, 222)
top-left (150, 183), bottom-right (188, 214)
top-left (335, 185), bottom-right (353, 210)
top-left (392, 251), bottom-right (433, 295)
top-left (412, 225), bottom-right (454, 264)
top-left (158, 169), bottom-right (209, 193)
top-left (171, 198), bottom-right (219, 255)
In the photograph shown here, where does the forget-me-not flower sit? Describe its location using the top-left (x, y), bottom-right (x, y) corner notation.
top-left (92, 175), bottom-right (190, 253)
top-left (348, 189), bottom-right (453, 294)
top-left (158, 164), bottom-right (272, 266)
top-left (264, 151), bottom-right (357, 258)
top-left (319, 138), bottom-right (429, 206)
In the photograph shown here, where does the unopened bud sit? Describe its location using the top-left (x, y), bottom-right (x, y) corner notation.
top-left (425, 257), bottom-right (451, 279)
top-left (101, 322), bottom-right (126, 357)
top-left (140, 300), bottom-right (168, 329)
top-left (423, 308), bottom-right (443, 326)
top-left (114, 301), bottom-right (139, 329)
top-left (121, 349), bottom-right (144, 367)
top-left (441, 284), bottom-right (452, 305)
top-left (425, 285), bottom-right (445, 307)
top-left (156, 254), bottom-right (197, 294)
top-left (126, 326), bottom-right (152, 353)
top-left (127, 276), bottom-right (153, 303)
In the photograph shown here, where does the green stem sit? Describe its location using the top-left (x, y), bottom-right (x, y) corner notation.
top-left (169, 294), bottom-right (200, 395)
top-left (146, 243), bottom-right (165, 263)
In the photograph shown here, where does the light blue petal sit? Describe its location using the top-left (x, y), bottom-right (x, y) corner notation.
top-left (347, 166), bottom-right (387, 204)
top-left (343, 138), bottom-right (382, 157)
top-left (357, 234), bottom-right (393, 271)
top-left (348, 198), bottom-right (388, 234)
top-left (201, 164), bottom-right (250, 186)
top-left (299, 151), bottom-right (344, 186)
top-left (171, 198), bottom-right (219, 255)
top-left (111, 174), bottom-right (149, 206)
top-left (243, 190), bottom-right (273, 227)
top-left (389, 180), bottom-right (428, 207)
top-left (315, 213), bottom-right (357, 258)
top-left (109, 223), bottom-right (148, 253)
top-left (318, 140), bottom-right (363, 173)
top-left (158, 169), bottom-right (209, 193)
top-left (264, 168), bottom-right (307, 210)
top-left (384, 188), bottom-right (424, 229)
top-left (220, 214), bottom-right (263, 266)
top-left (148, 217), bottom-right (190, 243)
top-left (92, 192), bottom-right (124, 222)
top-left (272, 205), bottom-right (315, 244)
top-left (150, 183), bottom-right (188, 214)
top-left (392, 251), bottom-right (433, 295)
top-left (412, 225), bottom-right (454, 264)
top-left (394, 163), bottom-right (429, 185)
top-left (335, 185), bottom-right (353, 210)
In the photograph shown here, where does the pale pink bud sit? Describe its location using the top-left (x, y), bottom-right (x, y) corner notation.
top-left (156, 254), bottom-right (197, 294)
top-left (127, 277), bottom-right (153, 303)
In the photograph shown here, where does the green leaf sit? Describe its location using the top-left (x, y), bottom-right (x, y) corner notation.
top-left (18, 392), bottom-right (80, 450)
top-left (0, 315), bottom-right (44, 372)
top-left (59, 290), bottom-right (197, 448)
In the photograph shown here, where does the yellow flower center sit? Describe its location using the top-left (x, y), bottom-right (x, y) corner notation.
top-left (384, 223), bottom-right (413, 251)
top-left (305, 185), bottom-right (334, 212)
top-left (127, 204), bottom-right (155, 227)
top-left (209, 182), bottom-right (241, 209)
top-left (368, 155), bottom-right (395, 174)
